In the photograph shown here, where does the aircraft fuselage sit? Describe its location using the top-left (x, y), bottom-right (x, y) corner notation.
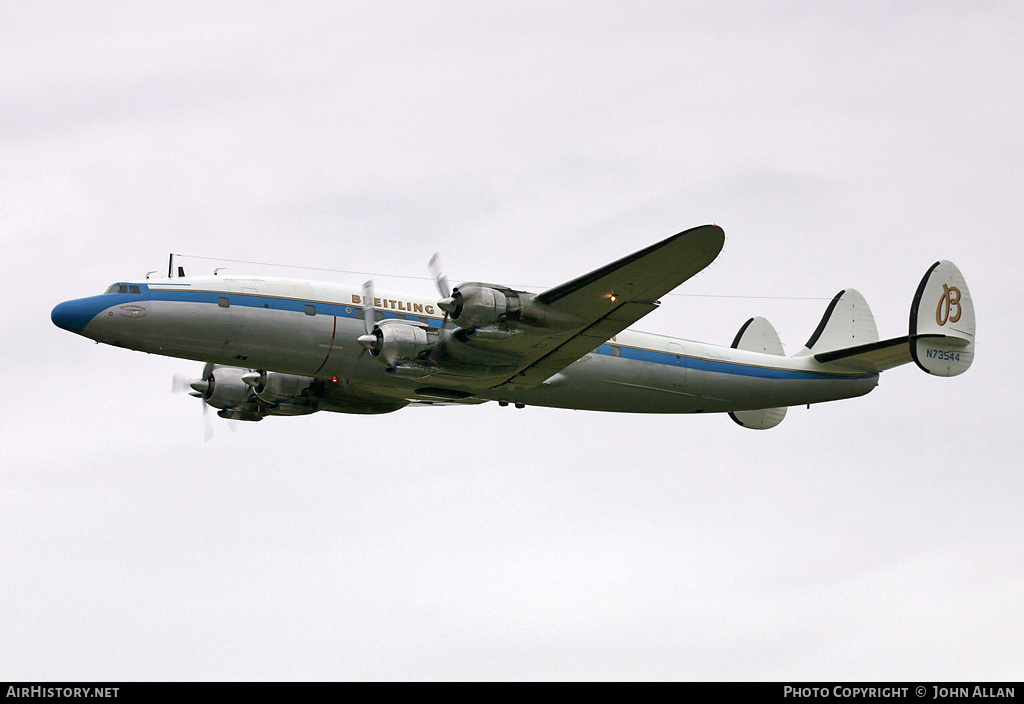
top-left (51, 275), bottom-right (878, 415)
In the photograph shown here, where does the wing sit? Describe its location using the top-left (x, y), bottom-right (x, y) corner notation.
top-left (492, 224), bottom-right (725, 391)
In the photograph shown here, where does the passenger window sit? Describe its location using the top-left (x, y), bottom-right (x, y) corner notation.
top-left (218, 297), bottom-right (230, 308)
top-left (610, 346), bottom-right (622, 357)
top-left (129, 285), bottom-right (141, 294)
top-left (304, 304), bottom-right (316, 316)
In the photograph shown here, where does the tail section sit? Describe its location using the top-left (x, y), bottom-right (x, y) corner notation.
top-left (808, 261), bottom-right (975, 376)
top-left (724, 262), bottom-right (973, 429)
top-left (909, 260), bottom-right (975, 376)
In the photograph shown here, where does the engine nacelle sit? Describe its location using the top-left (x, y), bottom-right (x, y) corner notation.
top-left (438, 283), bottom-right (581, 333)
top-left (244, 370), bottom-right (317, 405)
top-left (364, 319), bottom-right (439, 370)
top-left (217, 404), bottom-right (264, 421)
top-left (441, 283), bottom-right (521, 329)
top-left (201, 366), bottom-right (253, 409)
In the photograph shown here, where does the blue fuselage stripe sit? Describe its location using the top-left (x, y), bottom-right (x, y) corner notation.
top-left (73, 286), bottom-right (873, 382)
top-left (140, 286), bottom-right (445, 326)
top-left (596, 344), bottom-right (874, 381)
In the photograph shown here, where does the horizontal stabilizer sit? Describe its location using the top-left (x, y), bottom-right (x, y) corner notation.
top-left (814, 336), bottom-right (912, 373)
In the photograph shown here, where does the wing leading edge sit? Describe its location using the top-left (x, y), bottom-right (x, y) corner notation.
top-left (493, 224), bottom-right (725, 391)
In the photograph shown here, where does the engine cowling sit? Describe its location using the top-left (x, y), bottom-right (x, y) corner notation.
top-left (187, 365), bottom-right (324, 421)
top-left (192, 366), bottom-right (253, 409)
top-left (439, 283), bottom-right (521, 329)
top-left (243, 370), bottom-right (317, 406)
top-left (361, 319), bottom-right (439, 370)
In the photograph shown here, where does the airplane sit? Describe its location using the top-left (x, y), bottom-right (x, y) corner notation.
top-left (50, 224), bottom-right (975, 430)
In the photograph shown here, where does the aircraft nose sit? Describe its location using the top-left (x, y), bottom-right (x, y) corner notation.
top-left (51, 296), bottom-right (106, 335)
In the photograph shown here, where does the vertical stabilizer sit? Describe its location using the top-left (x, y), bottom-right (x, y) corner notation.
top-left (909, 261), bottom-right (975, 376)
top-left (797, 289), bottom-right (879, 355)
top-left (729, 407), bottom-right (787, 430)
top-left (729, 316), bottom-right (787, 429)
top-left (731, 316), bottom-right (785, 355)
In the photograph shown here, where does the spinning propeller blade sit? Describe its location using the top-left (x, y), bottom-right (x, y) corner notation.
top-left (429, 253), bottom-right (451, 299)
top-left (173, 365), bottom-right (216, 441)
top-left (361, 280), bottom-right (375, 336)
top-left (202, 402), bottom-right (214, 442)
top-left (429, 254), bottom-right (457, 321)
top-left (171, 373), bottom-right (193, 395)
top-left (357, 280), bottom-right (379, 353)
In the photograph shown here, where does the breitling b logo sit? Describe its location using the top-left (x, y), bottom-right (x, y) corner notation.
top-left (936, 284), bottom-right (962, 326)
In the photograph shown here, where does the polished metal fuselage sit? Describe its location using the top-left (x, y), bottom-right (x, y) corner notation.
top-left (54, 275), bottom-right (878, 414)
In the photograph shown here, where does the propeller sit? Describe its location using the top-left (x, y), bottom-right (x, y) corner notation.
top-left (429, 253), bottom-right (451, 299)
top-left (201, 399), bottom-right (214, 442)
top-left (429, 253), bottom-right (458, 321)
top-left (172, 364), bottom-right (216, 441)
top-left (172, 373), bottom-right (194, 395)
top-left (357, 280), bottom-right (381, 355)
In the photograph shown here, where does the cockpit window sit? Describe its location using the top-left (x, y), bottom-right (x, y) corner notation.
top-left (104, 283), bottom-right (141, 294)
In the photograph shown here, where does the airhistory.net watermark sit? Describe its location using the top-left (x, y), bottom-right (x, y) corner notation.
top-left (6, 688), bottom-right (118, 699)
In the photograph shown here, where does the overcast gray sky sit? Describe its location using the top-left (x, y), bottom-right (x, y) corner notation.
top-left (2, 1), bottom-right (1021, 680)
